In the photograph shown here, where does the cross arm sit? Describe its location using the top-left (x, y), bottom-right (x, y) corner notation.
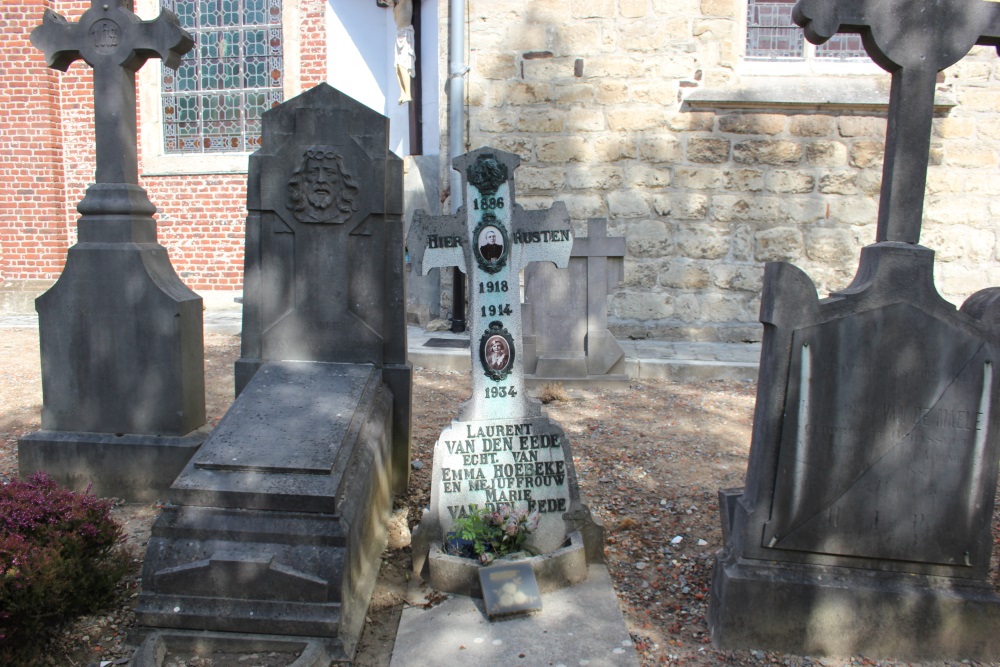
top-left (134, 10), bottom-right (194, 71)
top-left (31, 10), bottom-right (82, 72)
top-left (406, 210), bottom-right (468, 275)
top-left (793, 0), bottom-right (868, 46)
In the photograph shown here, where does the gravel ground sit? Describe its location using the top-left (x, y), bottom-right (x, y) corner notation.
top-left (2, 329), bottom-right (1000, 666)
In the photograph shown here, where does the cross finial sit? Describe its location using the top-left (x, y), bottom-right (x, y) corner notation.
top-left (31, 0), bottom-right (193, 185)
top-left (794, 0), bottom-right (1000, 244)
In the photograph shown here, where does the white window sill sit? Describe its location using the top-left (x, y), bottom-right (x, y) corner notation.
top-left (141, 153), bottom-right (251, 177)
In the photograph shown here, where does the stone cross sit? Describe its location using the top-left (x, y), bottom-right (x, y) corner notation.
top-left (31, 0), bottom-right (193, 185)
top-left (794, 0), bottom-right (1000, 244)
top-left (408, 147), bottom-right (573, 420)
top-left (524, 218), bottom-right (626, 380)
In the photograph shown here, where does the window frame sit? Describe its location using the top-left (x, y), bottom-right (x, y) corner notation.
top-left (736, 0), bottom-right (884, 77)
top-left (136, 0), bottom-right (303, 175)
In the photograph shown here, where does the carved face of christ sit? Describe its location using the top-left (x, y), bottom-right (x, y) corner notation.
top-left (304, 156), bottom-right (341, 210)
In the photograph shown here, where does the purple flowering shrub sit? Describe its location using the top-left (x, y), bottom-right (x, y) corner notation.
top-left (0, 472), bottom-right (129, 663)
top-left (447, 504), bottom-right (541, 565)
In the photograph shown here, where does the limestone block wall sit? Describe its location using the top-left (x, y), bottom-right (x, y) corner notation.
top-left (446, 0), bottom-right (1000, 342)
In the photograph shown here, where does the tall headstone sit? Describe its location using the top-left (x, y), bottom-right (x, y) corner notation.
top-left (18, 0), bottom-right (206, 502)
top-left (407, 148), bottom-right (603, 593)
top-left (135, 84), bottom-right (411, 660)
top-left (522, 218), bottom-right (627, 387)
top-left (709, 1), bottom-right (1000, 660)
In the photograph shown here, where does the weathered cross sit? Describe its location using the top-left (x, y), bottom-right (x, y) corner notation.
top-left (794, 0), bottom-right (1000, 244)
top-left (408, 147), bottom-right (573, 420)
top-left (31, 0), bottom-right (193, 185)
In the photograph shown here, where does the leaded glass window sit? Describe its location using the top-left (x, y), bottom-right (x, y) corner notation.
top-left (161, 0), bottom-right (283, 153)
top-left (746, 0), bottom-right (867, 61)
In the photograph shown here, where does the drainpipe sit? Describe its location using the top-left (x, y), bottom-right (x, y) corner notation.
top-left (448, 0), bottom-right (466, 333)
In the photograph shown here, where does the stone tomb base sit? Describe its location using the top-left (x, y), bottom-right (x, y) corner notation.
top-left (18, 429), bottom-right (206, 502)
top-left (135, 361), bottom-right (394, 661)
top-left (710, 492), bottom-right (1000, 662)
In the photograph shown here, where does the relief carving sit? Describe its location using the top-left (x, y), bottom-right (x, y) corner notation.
top-left (286, 146), bottom-right (360, 224)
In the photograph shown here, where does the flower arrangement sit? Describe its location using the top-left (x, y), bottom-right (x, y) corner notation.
top-left (446, 504), bottom-right (541, 565)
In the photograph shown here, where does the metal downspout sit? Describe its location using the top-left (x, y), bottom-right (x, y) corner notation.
top-left (448, 0), bottom-right (466, 332)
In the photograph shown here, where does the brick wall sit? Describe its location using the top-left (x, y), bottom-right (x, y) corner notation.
top-left (1, 0), bottom-right (327, 293)
top-left (0, 0), bottom-right (68, 284)
top-left (458, 0), bottom-right (1000, 342)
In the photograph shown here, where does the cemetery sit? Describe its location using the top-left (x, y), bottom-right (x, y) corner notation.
top-left (5, 0), bottom-right (1000, 665)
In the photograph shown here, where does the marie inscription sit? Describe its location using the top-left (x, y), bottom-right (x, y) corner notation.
top-left (439, 421), bottom-right (569, 520)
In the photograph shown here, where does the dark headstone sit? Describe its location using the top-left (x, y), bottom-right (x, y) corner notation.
top-left (18, 0), bottom-right (205, 501)
top-left (136, 84), bottom-right (410, 660)
top-left (407, 148), bottom-right (603, 594)
top-left (236, 83), bottom-right (412, 487)
top-left (710, 2), bottom-right (1000, 660)
top-left (522, 218), bottom-right (627, 387)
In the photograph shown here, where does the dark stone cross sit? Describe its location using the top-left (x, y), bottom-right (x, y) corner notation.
top-left (18, 1), bottom-right (205, 502)
top-left (31, 0), bottom-right (193, 185)
top-left (794, 0), bottom-right (1000, 244)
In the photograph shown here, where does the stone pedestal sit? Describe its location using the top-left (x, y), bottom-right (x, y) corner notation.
top-left (19, 184), bottom-right (206, 501)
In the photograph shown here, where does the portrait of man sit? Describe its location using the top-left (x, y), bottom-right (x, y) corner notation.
top-left (479, 227), bottom-right (504, 262)
top-left (485, 335), bottom-right (510, 371)
top-left (287, 146), bottom-right (360, 224)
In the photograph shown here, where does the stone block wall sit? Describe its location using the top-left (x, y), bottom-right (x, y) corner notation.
top-left (447, 0), bottom-right (1000, 342)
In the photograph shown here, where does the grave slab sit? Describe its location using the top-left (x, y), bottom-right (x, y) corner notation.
top-left (19, 1), bottom-right (205, 501)
top-left (135, 84), bottom-right (409, 662)
top-left (392, 564), bottom-right (638, 667)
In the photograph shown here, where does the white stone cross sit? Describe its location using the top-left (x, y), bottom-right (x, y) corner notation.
top-left (408, 148), bottom-right (573, 420)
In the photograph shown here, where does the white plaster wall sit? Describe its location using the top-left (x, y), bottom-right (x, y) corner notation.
top-left (327, 0), bottom-right (438, 157)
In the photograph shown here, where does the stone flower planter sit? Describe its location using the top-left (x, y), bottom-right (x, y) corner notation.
top-left (427, 529), bottom-right (588, 597)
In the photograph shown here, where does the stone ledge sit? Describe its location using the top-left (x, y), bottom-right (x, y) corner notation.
top-left (685, 77), bottom-right (957, 111)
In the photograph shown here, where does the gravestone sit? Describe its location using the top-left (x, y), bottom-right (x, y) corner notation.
top-left (18, 0), bottom-right (206, 502)
top-left (522, 218), bottom-right (627, 388)
top-left (134, 84), bottom-right (410, 661)
top-left (709, 0), bottom-right (1000, 660)
top-left (407, 148), bottom-right (603, 596)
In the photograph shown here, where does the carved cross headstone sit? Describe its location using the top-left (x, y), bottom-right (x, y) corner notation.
top-left (31, 0), bottom-right (193, 185)
top-left (523, 218), bottom-right (626, 384)
top-left (408, 149), bottom-right (603, 586)
top-left (18, 1), bottom-right (204, 502)
top-left (794, 0), bottom-right (1000, 243)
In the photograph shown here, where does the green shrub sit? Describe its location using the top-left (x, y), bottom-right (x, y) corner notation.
top-left (0, 472), bottom-right (129, 664)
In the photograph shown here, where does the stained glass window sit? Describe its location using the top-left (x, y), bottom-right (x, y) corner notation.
top-left (746, 0), bottom-right (868, 61)
top-left (161, 0), bottom-right (283, 153)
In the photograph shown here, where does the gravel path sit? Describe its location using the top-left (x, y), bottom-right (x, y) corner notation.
top-left (2, 330), bottom-right (999, 666)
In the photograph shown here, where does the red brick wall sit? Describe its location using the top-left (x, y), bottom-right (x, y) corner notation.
top-left (0, 0), bottom-right (68, 282)
top-left (0, 0), bottom-right (328, 292)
